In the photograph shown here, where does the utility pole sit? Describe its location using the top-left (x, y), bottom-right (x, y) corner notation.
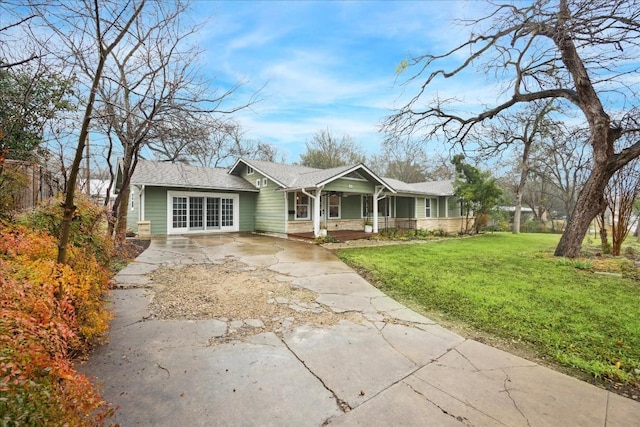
top-left (85, 134), bottom-right (90, 197)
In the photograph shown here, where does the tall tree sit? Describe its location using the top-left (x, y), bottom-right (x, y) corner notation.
top-left (384, 0), bottom-right (640, 257)
top-left (299, 128), bottom-right (365, 168)
top-left (482, 101), bottom-right (559, 233)
top-left (28, 0), bottom-right (146, 262)
top-left (0, 63), bottom-right (74, 162)
top-left (452, 155), bottom-right (503, 234)
top-left (533, 126), bottom-right (591, 220)
top-left (602, 156), bottom-right (640, 256)
top-left (92, 0), bottom-right (257, 241)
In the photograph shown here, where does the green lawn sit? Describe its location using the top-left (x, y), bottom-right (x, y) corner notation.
top-left (336, 233), bottom-right (640, 389)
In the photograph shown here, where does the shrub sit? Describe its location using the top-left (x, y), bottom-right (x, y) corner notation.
top-left (0, 221), bottom-right (114, 425)
top-left (20, 194), bottom-right (112, 265)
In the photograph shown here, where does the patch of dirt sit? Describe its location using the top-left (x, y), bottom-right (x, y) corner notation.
top-left (147, 257), bottom-right (364, 343)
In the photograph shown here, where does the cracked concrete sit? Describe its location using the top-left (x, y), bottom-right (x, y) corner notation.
top-left (81, 233), bottom-right (640, 426)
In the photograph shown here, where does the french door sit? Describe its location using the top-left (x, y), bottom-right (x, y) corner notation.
top-left (169, 192), bottom-right (238, 233)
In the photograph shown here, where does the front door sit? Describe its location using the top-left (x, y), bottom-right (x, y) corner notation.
top-left (319, 194), bottom-right (327, 225)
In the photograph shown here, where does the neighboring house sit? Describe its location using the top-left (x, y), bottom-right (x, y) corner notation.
top-left (118, 158), bottom-right (466, 237)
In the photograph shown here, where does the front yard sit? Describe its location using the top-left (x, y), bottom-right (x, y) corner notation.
top-left (336, 233), bottom-right (640, 399)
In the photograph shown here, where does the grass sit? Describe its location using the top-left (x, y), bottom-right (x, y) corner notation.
top-left (336, 233), bottom-right (640, 390)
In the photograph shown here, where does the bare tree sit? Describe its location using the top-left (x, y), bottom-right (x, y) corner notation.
top-left (603, 155), bottom-right (640, 256)
top-left (482, 100), bottom-right (559, 233)
top-left (28, 0), bottom-right (146, 263)
top-left (93, 0), bottom-right (258, 241)
top-left (299, 128), bottom-right (366, 168)
top-left (534, 127), bottom-right (591, 220)
top-left (384, 0), bottom-right (640, 257)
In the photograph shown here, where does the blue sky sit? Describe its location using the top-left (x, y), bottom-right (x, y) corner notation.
top-left (191, 0), bottom-right (487, 163)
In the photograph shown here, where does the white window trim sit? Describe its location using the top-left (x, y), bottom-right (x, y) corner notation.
top-left (167, 190), bottom-right (239, 234)
top-left (426, 197), bottom-right (438, 218)
top-left (328, 194), bottom-right (341, 219)
top-left (295, 191), bottom-right (310, 220)
top-left (262, 177), bottom-right (268, 187)
top-left (256, 179), bottom-right (261, 188)
top-left (247, 166), bottom-right (254, 175)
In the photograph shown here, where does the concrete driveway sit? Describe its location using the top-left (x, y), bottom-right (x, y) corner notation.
top-left (82, 234), bottom-right (640, 426)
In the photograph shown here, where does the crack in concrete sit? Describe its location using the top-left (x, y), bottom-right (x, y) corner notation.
top-left (604, 391), bottom-right (610, 427)
top-left (410, 374), bottom-right (510, 426)
top-left (500, 370), bottom-right (531, 427)
top-left (406, 382), bottom-right (472, 425)
top-left (453, 341), bottom-right (482, 372)
top-left (277, 335), bottom-right (352, 414)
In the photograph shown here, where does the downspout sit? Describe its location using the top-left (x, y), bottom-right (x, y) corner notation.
top-left (284, 191), bottom-right (288, 234)
top-left (139, 185), bottom-right (145, 221)
top-left (301, 186), bottom-right (324, 237)
top-left (373, 185), bottom-right (385, 233)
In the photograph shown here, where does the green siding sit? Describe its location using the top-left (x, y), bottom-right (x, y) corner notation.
top-left (239, 192), bottom-right (256, 230)
top-left (340, 195), bottom-right (361, 219)
top-left (447, 196), bottom-right (461, 217)
top-left (395, 197), bottom-right (414, 218)
top-left (140, 186), bottom-right (255, 235)
top-left (324, 178), bottom-right (375, 193)
top-left (145, 186), bottom-right (169, 235)
top-left (239, 169), bottom-right (285, 234)
top-left (127, 186), bottom-right (139, 231)
top-left (415, 197), bottom-right (425, 218)
top-left (255, 186), bottom-right (286, 233)
top-left (438, 196), bottom-right (446, 217)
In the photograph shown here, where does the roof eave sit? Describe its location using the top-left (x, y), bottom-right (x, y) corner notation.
top-left (315, 164), bottom-right (397, 193)
top-left (231, 158), bottom-right (289, 188)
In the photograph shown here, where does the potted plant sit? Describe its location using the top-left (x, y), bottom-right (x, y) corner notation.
top-left (364, 217), bottom-right (373, 233)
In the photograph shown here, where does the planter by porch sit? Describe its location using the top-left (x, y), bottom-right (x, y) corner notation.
top-left (319, 229), bottom-right (328, 237)
top-left (364, 225), bottom-right (373, 233)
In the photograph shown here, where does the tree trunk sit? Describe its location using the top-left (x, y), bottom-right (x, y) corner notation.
top-left (513, 199), bottom-right (522, 234)
top-left (115, 186), bottom-right (130, 245)
top-left (57, 56), bottom-right (106, 264)
top-left (554, 167), bottom-right (610, 258)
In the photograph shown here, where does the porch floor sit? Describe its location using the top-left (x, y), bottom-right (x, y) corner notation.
top-left (288, 229), bottom-right (377, 242)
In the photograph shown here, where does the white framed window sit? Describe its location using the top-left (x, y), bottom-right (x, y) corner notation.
top-left (247, 166), bottom-right (254, 175)
top-left (295, 192), bottom-right (310, 220)
top-left (362, 195), bottom-right (389, 217)
top-left (262, 178), bottom-right (268, 187)
top-left (328, 194), bottom-right (341, 219)
top-left (167, 191), bottom-right (239, 234)
top-left (256, 179), bottom-right (261, 188)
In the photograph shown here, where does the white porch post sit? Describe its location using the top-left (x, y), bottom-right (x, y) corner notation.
top-left (373, 185), bottom-right (385, 233)
top-left (302, 186), bottom-right (324, 237)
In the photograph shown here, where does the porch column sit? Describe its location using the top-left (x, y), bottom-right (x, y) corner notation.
top-left (302, 186), bottom-right (324, 237)
top-left (373, 185), bottom-right (385, 233)
top-left (313, 187), bottom-right (322, 237)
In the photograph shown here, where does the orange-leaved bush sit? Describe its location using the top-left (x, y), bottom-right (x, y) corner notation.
top-left (0, 219), bottom-right (115, 425)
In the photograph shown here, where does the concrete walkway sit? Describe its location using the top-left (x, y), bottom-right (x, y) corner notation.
top-left (82, 234), bottom-right (640, 426)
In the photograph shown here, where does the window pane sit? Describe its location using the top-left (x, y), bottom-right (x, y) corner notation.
top-left (189, 197), bottom-right (204, 229)
top-left (221, 198), bottom-right (234, 226)
top-left (172, 197), bottom-right (187, 228)
top-left (295, 192), bottom-right (309, 219)
top-left (329, 194), bottom-right (340, 218)
top-left (207, 197), bottom-right (220, 228)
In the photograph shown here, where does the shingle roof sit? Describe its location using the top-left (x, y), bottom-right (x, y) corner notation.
top-left (129, 159), bottom-right (258, 191)
top-left (405, 180), bottom-right (455, 196)
top-left (234, 159), bottom-right (394, 191)
top-left (130, 158), bottom-right (455, 196)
